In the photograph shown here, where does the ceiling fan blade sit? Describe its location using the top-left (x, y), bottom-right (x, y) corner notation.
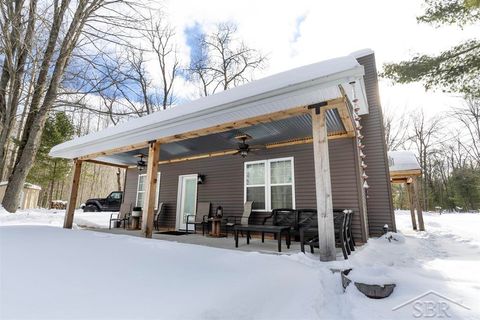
top-left (250, 145), bottom-right (266, 151)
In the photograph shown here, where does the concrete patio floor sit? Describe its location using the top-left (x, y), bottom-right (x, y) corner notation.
top-left (89, 227), bottom-right (349, 258)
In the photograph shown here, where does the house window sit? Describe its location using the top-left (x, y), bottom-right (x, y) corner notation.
top-left (136, 172), bottom-right (161, 209)
top-left (244, 157), bottom-right (295, 211)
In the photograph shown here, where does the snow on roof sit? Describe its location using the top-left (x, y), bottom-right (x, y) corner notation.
top-left (388, 151), bottom-right (421, 173)
top-left (50, 50), bottom-right (371, 160)
top-left (349, 48), bottom-right (374, 59)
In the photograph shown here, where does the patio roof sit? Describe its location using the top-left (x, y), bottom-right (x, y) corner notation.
top-left (49, 51), bottom-right (371, 166)
top-left (388, 151), bottom-right (422, 183)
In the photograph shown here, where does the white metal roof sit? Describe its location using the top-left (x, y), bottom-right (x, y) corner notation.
top-left (50, 51), bottom-right (372, 160)
top-left (388, 151), bottom-right (421, 172)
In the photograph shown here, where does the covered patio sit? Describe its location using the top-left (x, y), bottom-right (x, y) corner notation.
top-left (50, 53), bottom-right (373, 261)
top-left (90, 226), bottom-right (352, 258)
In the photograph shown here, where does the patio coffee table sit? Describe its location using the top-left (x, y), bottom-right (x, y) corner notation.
top-left (234, 225), bottom-right (291, 252)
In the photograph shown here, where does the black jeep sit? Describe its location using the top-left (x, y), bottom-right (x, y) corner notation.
top-left (82, 191), bottom-right (123, 212)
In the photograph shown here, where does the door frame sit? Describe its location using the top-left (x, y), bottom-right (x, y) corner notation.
top-left (175, 174), bottom-right (198, 230)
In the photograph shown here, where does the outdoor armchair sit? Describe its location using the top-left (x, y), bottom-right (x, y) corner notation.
top-left (343, 210), bottom-right (355, 252)
top-left (299, 209), bottom-right (353, 260)
top-left (224, 201), bottom-right (253, 238)
top-left (109, 203), bottom-right (132, 229)
top-left (186, 202), bottom-right (211, 235)
top-left (262, 208), bottom-right (297, 241)
top-left (153, 202), bottom-right (165, 231)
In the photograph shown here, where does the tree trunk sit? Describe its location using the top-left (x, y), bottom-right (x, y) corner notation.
top-left (2, 0), bottom-right (92, 212)
top-left (2, 109), bottom-right (49, 211)
top-left (0, 0), bottom-right (38, 175)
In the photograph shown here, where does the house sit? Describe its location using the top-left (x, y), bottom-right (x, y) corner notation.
top-left (50, 49), bottom-right (395, 261)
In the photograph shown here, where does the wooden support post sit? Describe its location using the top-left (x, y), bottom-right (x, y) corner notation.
top-left (406, 182), bottom-right (417, 230)
top-left (311, 108), bottom-right (336, 261)
top-left (412, 177), bottom-right (425, 231)
top-left (141, 141), bottom-right (160, 238)
top-left (63, 160), bottom-right (82, 229)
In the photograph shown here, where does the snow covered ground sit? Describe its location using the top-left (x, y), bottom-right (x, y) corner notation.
top-left (0, 207), bottom-right (112, 229)
top-left (1, 209), bottom-right (479, 319)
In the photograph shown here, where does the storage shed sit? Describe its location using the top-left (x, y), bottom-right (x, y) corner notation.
top-left (0, 181), bottom-right (41, 209)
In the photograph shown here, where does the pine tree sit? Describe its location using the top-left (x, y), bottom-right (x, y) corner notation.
top-left (27, 112), bottom-right (74, 207)
top-left (382, 0), bottom-right (480, 98)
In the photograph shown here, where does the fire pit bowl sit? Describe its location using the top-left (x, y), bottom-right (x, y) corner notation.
top-left (341, 269), bottom-right (396, 299)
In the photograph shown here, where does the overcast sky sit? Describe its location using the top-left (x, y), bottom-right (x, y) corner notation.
top-left (153, 0), bottom-right (479, 118)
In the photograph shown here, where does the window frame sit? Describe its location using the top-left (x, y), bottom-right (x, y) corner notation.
top-left (136, 172), bottom-right (161, 209)
top-left (244, 157), bottom-right (295, 212)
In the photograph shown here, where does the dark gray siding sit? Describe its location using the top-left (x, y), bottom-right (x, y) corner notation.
top-left (124, 139), bottom-right (368, 242)
top-left (356, 54), bottom-right (396, 235)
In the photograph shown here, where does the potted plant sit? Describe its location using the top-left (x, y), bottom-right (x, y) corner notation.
top-left (132, 206), bottom-right (143, 217)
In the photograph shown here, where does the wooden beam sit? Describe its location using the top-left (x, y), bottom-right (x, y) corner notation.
top-left (311, 108), bottom-right (336, 261)
top-left (309, 97), bottom-right (346, 111)
top-left (336, 102), bottom-right (356, 137)
top-left (158, 149), bottom-right (238, 165)
top-left (390, 169), bottom-right (422, 178)
top-left (406, 183), bottom-right (418, 230)
top-left (78, 142), bottom-right (149, 161)
top-left (141, 141), bottom-right (161, 238)
top-left (84, 159), bottom-right (129, 169)
top-left (63, 160), bottom-right (82, 229)
top-left (412, 177), bottom-right (425, 231)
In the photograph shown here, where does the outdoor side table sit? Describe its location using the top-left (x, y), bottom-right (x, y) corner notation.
top-left (209, 217), bottom-right (223, 237)
top-left (130, 216), bottom-right (141, 230)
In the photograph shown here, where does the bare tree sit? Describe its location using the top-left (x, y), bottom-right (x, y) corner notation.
top-left (188, 22), bottom-right (267, 96)
top-left (0, 0), bottom-right (37, 176)
top-left (383, 106), bottom-right (409, 151)
top-left (1, 0), bottom-right (145, 212)
top-left (451, 98), bottom-right (480, 166)
top-left (408, 110), bottom-right (442, 210)
top-left (145, 13), bottom-right (179, 110)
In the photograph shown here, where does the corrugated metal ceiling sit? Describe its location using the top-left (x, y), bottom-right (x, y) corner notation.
top-left (101, 110), bottom-right (346, 165)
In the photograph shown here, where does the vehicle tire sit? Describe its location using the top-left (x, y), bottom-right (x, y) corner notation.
top-left (83, 204), bottom-right (99, 212)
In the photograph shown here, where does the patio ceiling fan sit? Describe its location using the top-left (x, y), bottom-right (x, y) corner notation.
top-left (233, 134), bottom-right (265, 158)
top-left (134, 153), bottom-right (147, 171)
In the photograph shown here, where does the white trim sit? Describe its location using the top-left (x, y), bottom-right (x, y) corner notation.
top-left (244, 160), bottom-right (268, 211)
top-left (244, 157), bottom-right (296, 212)
top-left (270, 157), bottom-right (296, 210)
top-left (136, 172), bottom-right (161, 209)
top-left (175, 174), bottom-right (198, 231)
